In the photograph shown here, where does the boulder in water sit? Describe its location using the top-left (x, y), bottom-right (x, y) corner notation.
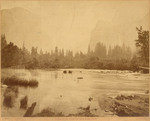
top-left (63, 70), bottom-right (67, 74)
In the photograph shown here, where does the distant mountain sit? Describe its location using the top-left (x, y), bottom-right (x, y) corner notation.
top-left (1, 7), bottom-right (41, 50)
top-left (89, 13), bottom-right (150, 51)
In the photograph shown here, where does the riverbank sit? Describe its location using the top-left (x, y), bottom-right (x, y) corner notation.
top-left (31, 93), bottom-right (149, 117)
top-left (99, 93), bottom-right (149, 117)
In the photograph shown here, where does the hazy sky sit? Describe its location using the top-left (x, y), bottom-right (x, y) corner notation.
top-left (1, 0), bottom-right (150, 53)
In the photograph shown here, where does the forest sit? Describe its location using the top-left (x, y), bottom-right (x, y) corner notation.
top-left (1, 27), bottom-right (149, 72)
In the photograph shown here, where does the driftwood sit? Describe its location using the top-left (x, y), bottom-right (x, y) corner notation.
top-left (24, 102), bottom-right (36, 117)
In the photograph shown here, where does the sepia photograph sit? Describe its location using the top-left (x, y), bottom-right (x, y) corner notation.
top-left (0, 0), bottom-right (150, 118)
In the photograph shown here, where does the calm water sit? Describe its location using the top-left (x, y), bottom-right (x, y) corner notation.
top-left (1, 68), bottom-right (149, 117)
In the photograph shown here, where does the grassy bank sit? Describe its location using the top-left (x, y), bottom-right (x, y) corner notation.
top-left (2, 76), bottom-right (38, 87)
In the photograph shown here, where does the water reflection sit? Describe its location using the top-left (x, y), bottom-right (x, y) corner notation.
top-left (54, 72), bottom-right (58, 79)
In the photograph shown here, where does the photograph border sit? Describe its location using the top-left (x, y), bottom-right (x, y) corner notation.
top-left (0, 0), bottom-right (150, 121)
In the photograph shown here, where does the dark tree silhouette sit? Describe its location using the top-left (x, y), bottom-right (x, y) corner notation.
top-left (135, 26), bottom-right (149, 67)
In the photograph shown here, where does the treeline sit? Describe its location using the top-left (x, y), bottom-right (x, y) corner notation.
top-left (1, 34), bottom-right (132, 70)
top-left (1, 27), bottom-right (149, 72)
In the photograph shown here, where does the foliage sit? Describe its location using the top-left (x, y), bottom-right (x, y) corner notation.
top-left (135, 26), bottom-right (149, 67)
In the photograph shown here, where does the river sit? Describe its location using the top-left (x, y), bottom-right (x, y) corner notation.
top-left (1, 68), bottom-right (149, 117)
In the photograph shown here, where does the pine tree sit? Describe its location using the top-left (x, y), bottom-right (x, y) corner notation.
top-left (135, 26), bottom-right (149, 67)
